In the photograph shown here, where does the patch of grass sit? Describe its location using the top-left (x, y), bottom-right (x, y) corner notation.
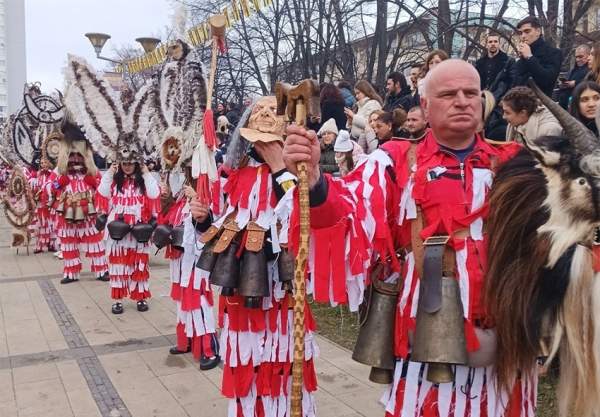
top-left (309, 299), bottom-right (558, 415)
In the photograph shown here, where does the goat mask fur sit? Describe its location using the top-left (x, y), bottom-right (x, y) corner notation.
top-left (486, 80), bottom-right (600, 417)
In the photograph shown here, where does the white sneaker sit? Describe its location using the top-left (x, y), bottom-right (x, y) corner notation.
top-left (54, 251), bottom-right (63, 260)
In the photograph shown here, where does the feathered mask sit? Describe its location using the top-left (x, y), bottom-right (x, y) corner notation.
top-left (63, 55), bottom-right (156, 164)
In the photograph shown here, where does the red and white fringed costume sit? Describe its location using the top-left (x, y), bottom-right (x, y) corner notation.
top-left (162, 193), bottom-right (219, 362)
top-left (55, 173), bottom-right (108, 280)
top-left (292, 132), bottom-right (537, 417)
top-left (29, 168), bottom-right (58, 252)
top-left (209, 162), bottom-right (319, 417)
top-left (96, 171), bottom-right (160, 300)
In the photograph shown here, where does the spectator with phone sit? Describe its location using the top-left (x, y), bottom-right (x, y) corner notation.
top-left (558, 44), bottom-right (590, 109)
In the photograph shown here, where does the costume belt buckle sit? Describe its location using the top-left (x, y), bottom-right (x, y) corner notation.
top-left (423, 235), bottom-right (450, 246)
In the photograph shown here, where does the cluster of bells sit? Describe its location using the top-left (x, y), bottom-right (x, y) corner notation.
top-left (56, 196), bottom-right (96, 223)
top-left (198, 228), bottom-right (296, 309)
top-left (99, 217), bottom-right (297, 309)
top-left (353, 275), bottom-right (468, 386)
top-left (95, 214), bottom-right (158, 244)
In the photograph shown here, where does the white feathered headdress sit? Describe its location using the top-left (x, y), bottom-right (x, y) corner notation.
top-left (63, 55), bottom-right (158, 163)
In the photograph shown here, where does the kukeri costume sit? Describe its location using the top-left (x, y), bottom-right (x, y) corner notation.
top-left (64, 55), bottom-right (161, 312)
top-left (52, 121), bottom-right (108, 284)
top-left (140, 40), bottom-right (221, 370)
top-left (200, 97), bottom-right (318, 417)
top-left (297, 128), bottom-right (536, 416)
top-left (0, 85), bottom-right (64, 253)
top-left (30, 145), bottom-right (58, 253)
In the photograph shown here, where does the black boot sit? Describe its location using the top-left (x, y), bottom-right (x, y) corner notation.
top-left (199, 355), bottom-right (220, 370)
top-left (169, 338), bottom-right (192, 355)
top-left (97, 272), bottom-right (110, 282)
top-left (60, 276), bottom-right (79, 284)
top-left (199, 334), bottom-right (220, 370)
top-left (136, 300), bottom-right (149, 312)
top-left (111, 302), bottom-right (124, 314)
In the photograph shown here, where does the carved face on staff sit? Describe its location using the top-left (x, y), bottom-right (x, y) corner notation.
top-left (247, 96), bottom-right (285, 137)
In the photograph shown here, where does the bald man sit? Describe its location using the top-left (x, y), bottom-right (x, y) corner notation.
top-left (282, 60), bottom-right (534, 416)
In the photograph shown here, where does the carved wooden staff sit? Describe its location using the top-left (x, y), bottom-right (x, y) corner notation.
top-left (275, 80), bottom-right (320, 417)
top-left (196, 14), bottom-right (226, 204)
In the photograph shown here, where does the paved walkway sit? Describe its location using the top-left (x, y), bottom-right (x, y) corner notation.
top-left (0, 217), bottom-right (385, 417)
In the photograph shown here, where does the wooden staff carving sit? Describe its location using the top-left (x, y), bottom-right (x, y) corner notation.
top-left (196, 14), bottom-right (226, 204)
top-left (275, 80), bottom-right (320, 417)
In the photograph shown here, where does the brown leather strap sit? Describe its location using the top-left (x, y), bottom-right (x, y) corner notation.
top-left (213, 220), bottom-right (241, 254)
top-left (245, 222), bottom-right (266, 252)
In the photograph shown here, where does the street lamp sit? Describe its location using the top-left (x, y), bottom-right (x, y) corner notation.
top-left (84, 32), bottom-right (122, 65)
top-left (135, 37), bottom-right (161, 53)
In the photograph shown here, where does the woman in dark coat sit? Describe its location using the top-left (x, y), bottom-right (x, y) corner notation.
top-left (320, 83), bottom-right (347, 132)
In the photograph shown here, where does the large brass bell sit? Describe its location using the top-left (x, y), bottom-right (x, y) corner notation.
top-left (352, 279), bottom-right (398, 384)
top-left (239, 249), bottom-right (270, 308)
top-left (277, 247), bottom-right (295, 291)
top-left (87, 200), bottom-right (97, 216)
top-left (411, 277), bottom-right (468, 383)
top-left (196, 239), bottom-right (218, 271)
top-left (74, 204), bottom-right (86, 222)
top-left (210, 240), bottom-right (240, 296)
top-left (64, 205), bottom-right (75, 222)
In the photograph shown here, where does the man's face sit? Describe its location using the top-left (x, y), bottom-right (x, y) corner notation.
top-left (373, 120), bottom-right (392, 140)
top-left (217, 103), bottom-right (224, 112)
top-left (243, 98), bottom-right (252, 107)
top-left (406, 109), bottom-right (428, 135)
top-left (576, 48), bottom-right (590, 67)
top-left (247, 96), bottom-right (285, 136)
top-left (422, 68), bottom-right (481, 141)
top-left (486, 37), bottom-right (500, 54)
top-left (501, 102), bottom-right (530, 127)
top-left (386, 79), bottom-right (400, 95)
top-left (409, 67), bottom-right (420, 85)
top-left (517, 23), bottom-right (541, 45)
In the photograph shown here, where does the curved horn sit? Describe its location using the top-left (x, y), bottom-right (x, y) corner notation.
top-left (527, 78), bottom-right (599, 155)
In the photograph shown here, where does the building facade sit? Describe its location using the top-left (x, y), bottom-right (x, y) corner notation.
top-left (0, 0), bottom-right (27, 121)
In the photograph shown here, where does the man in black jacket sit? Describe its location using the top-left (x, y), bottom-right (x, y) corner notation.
top-left (383, 72), bottom-right (413, 112)
top-left (512, 16), bottom-right (562, 97)
top-left (558, 44), bottom-right (590, 108)
top-left (476, 34), bottom-right (510, 90)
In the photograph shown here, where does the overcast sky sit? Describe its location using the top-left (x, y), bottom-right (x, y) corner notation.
top-left (25, 0), bottom-right (173, 91)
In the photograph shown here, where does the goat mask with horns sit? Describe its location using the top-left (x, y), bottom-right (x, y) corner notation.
top-left (486, 79), bottom-right (600, 417)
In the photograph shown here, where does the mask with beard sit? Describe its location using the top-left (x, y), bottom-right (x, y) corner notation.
top-left (68, 153), bottom-right (86, 174)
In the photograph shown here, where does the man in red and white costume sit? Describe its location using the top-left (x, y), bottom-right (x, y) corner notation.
top-left (160, 159), bottom-right (221, 371)
top-left (54, 121), bottom-right (108, 284)
top-left (31, 156), bottom-right (57, 253)
top-left (283, 60), bottom-right (536, 417)
top-left (202, 97), bottom-right (319, 417)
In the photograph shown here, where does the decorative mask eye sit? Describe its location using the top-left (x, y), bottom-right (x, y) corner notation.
top-left (577, 177), bottom-right (588, 186)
